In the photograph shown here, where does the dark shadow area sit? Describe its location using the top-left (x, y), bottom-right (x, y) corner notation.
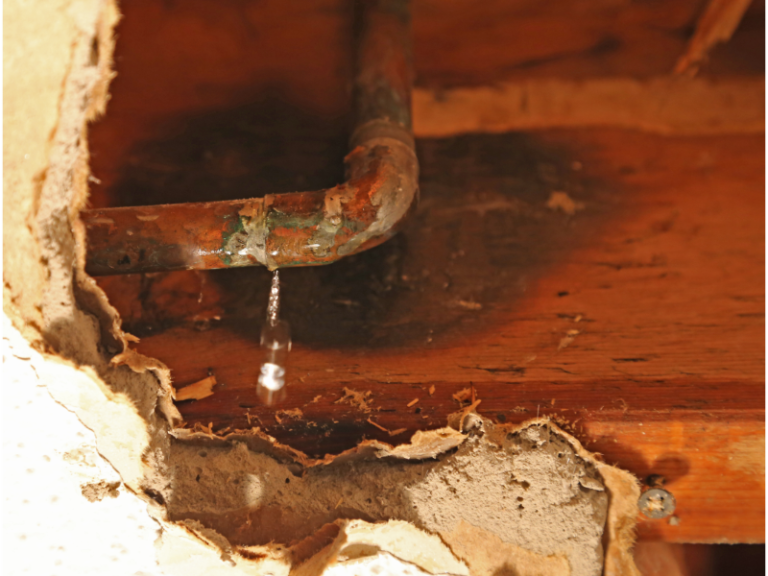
top-left (709, 543), bottom-right (765, 576)
top-left (109, 94), bottom-right (350, 207)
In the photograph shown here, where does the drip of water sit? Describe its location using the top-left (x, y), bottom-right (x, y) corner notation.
top-left (257, 270), bottom-right (291, 405)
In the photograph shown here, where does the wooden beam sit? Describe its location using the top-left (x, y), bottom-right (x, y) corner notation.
top-left (412, 77), bottom-right (765, 137)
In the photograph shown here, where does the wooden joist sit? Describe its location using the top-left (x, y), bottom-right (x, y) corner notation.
top-left (413, 77), bottom-right (765, 137)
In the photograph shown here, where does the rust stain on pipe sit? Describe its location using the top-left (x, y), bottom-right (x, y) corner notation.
top-left (83, 0), bottom-right (418, 275)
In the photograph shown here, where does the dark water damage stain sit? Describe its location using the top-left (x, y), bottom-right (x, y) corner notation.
top-left (99, 94), bottom-right (612, 349)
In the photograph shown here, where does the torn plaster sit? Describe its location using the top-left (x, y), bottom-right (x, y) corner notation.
top-left (167, 418), bottom-right (618, 576)
top-left (321, 553), bottom-right (461, 576)
top-left (2, 319), bottom-right (163, 576)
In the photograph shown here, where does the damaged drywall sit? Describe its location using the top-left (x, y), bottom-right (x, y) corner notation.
top-left (4, 0), bottom-right (179, 497)
top-left (3, 1), bottom-right (642, 575)
top-left (168, 419), bottom-right (611, 576)
top-left (2, 319), bottom-right (166, 575)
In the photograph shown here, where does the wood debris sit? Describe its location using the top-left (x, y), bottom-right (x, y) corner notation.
top-left (275, 408), bottom-right (303, 425)
top-left (407, 398), bottom-right (419, 407)
top-left (335, 387), bottom-right (373, 413)
top-left (452, 387), bottom-right (473, 406)
top-left (455, 299), bottom-right (482, 310)
top-left (367, 418), bottom-right (389, 432)
top-left (428, 385), bottom-right (435, 395)
top-left (367, 418), bottom-right (408, 437)
top-left (558, 329), bottom-right (580, 351)
top-left (547, 191), bottom-right (584, 215)
top-left (175, 375), bottom-right (216, 402)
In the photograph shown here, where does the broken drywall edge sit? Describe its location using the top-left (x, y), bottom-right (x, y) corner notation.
top-left (321, 552), bottom-right (461, 576)
top-left (4, 0), bottom-right (179, 512)
top-left (167, 416), bottom-right (639, 576)
top-left (292, 519), bottom-right (471, 576)
top-left (170, 425), bottom-right (467, 468)
top-left (2, 326), bottom-right (175, 575)
top-left (537, 418), bottom-right (642, 576)
top-left (109, 346), bottom-right (182, 425)
top-left (156, 517), bottom-right (470, 576)
top-left (156, 520), bottom-right (290, 576)
top-left (3, 315), bottom-right (151, 489)
top-left (333, 519), bottom-right (470, 575)
top-left (440, 520), bottom-right (571, 576)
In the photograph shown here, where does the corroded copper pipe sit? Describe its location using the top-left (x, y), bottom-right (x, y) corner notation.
top-left (83, 0), bottom-right (418, 275)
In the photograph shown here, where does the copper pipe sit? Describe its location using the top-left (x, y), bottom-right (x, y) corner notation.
top-left (83, 0), bottom-right (418, 275)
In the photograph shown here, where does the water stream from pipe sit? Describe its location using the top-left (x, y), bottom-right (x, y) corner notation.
top-left (257, 270), bottom-right (291, 405)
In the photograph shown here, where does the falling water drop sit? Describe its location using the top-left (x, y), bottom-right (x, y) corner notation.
top-left (257, 270), bottom-right (291, 405)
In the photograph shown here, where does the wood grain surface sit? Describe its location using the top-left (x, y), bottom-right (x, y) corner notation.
top-left (87, 0), bottom-right (765, 543)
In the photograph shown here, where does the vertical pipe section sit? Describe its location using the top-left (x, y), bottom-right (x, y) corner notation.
top-left (82, 0), bottom-right (418, 276)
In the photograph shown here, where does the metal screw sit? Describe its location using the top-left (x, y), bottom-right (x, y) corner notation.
top-left (638, 487), bottom-right (676, 519)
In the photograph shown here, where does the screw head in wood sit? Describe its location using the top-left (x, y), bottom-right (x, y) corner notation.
top-left (638, 487), bottom-right (676, 519)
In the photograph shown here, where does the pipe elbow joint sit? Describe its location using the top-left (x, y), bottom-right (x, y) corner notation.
top-left (260, 122), bottom-right (418, 270)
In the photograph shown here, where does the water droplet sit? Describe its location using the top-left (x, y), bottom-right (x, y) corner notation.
top-left (257, 271), bottom-right (291, 405)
